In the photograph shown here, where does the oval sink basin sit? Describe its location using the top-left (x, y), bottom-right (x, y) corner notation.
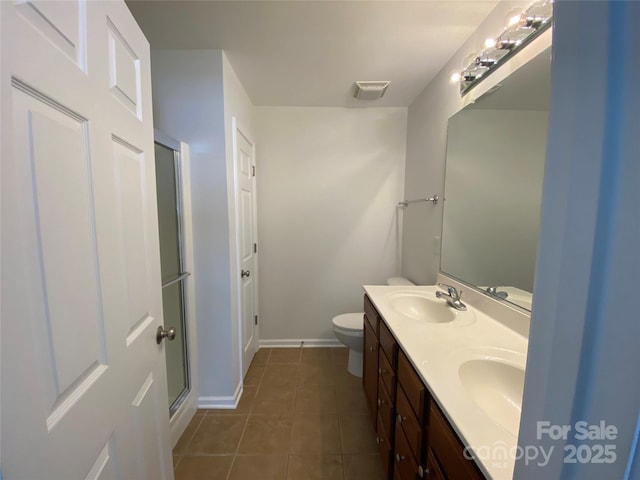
top-left (458, 359), bottom-right (525, 436)
top-left (387, 293), bottom-right (456, 323)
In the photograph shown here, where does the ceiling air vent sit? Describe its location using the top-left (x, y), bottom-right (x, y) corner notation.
top-left (353, 81), bottom-right (391, 100)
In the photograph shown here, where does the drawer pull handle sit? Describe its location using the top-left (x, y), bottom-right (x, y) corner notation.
top-left (397, 414), bottom-right (406, 423)
top-left (418, 465), bottom-right (431, 478)
top-left (378, 367), bottom-right (387, 375)
top-left (377, 398), bottom-right (385, 407)
top-left (369, 346), bottom-right (375, 352)
top-left (395, 454), bottom-right (405, 463)
top-left (376, 437), bottom-right (384, 444)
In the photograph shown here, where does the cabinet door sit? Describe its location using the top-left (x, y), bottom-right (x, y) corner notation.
top-left (428, 403), bottom-right (485, 480)
top-left (363, 318), bottom-right (379, 424)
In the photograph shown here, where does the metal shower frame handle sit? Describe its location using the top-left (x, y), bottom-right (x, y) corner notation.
top-left (398, 194), bottom-right (439, 207)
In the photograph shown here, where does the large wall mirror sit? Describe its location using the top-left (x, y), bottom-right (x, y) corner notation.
top-left (441, 45), bottom-right (551, 311)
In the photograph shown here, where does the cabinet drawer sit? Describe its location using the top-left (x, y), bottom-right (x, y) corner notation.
top-left (377, 376), bottom-right (395, 436)
top-left (364, 295), bottom-right (379, 336)
top-left (379, 320), bottom-right (398, 368)
top-left (425, 448), bottom-right (446, 480)
top-left (396, 384), bottom-right (424, 463)
top-left (394, 422), bottom-right (419, 480)
top-left (428, 403), bottom-right (484, 480)
top-left (398, 350), bottom-right (428, 423)
top-left (376, 414), bottom-right (392, 480)
top-left (378, 348), bottom-right (396, 399)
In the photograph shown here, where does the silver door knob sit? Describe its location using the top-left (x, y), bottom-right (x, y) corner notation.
top-left (395, 454), bottom-right (405, 463)
top-left (241, 269), bottom-right (251, 278)
top-left (156, 326), bottom-right (176, 344)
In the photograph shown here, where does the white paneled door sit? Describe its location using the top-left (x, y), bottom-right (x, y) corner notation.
top-left (234, 120), bottom-right (259, 378)
top-left (1, 1), bottom-right (173, 479)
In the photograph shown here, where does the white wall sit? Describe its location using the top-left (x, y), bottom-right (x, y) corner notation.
top-left (151, 50), bottom-right (254, 406)
top-left (256, 107), bottom-right (407, 342)
top-left (401, 1), bottom-right (529, 285)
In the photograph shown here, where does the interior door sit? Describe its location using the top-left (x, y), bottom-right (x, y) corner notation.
top-left (234, 120), bottom-right (259, 378)
top-left (0, 1), bottom-right (173, 479)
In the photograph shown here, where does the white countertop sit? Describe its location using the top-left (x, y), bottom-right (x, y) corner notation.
top-left (364, 284), bottom-right (529, 480)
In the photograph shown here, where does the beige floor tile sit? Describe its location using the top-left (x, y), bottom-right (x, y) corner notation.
top-left (244, 364), bottom-right (266, 387)
top-left (238, 416), bottom-right (293, 454)
top-left (173, 415), bottom-right (205, 455)
top-left (253, 348), bottom-right (272, 365)
top-left (295, 385), bottom-right (337, 415)
top-left (290, 415), bottom-right (342, 455)
top-left (229, 455), bottom-right (288, 480)
top-left (252, 384), bottom-right (297, 416)
top-left (331, 348), bottom-right (348, 367)
top-left (339, 415), bottom-right (378, 454)
top-left (334, 385), bottom-right (368, 415)
top-left (301, 348), bottom-right (333, 366)
top-left (262, 364), bottom-right (301, 387)
top-left (174, 455), bottom-right (234, 480)
top-left (287, 455), bottom-right (344, 480)
top-left (299, 364), bottom-right (336, 386)
top-left (269, 348), bottom-right (302, 364)
top-left (186, 415), bottom-right (248, 454)
top-left (333, 369), bottom-right (361, 389)
top-left (342, 454), bottom-right (385, 480)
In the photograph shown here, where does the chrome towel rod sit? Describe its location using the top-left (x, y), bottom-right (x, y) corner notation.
top-left (398, 194), bottom-right (439, 207)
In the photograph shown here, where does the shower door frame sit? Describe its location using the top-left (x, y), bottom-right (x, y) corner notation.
top-left (154, 129), bottom-right (199, 447)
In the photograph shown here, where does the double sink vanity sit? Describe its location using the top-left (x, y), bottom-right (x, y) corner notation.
top-left (360, 26), bottom-right (552, 480)
top-left (362, 283), bottom-right (528, 480)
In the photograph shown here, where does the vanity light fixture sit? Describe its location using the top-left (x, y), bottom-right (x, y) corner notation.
top-left (455, 0), bottom-right (553, 95)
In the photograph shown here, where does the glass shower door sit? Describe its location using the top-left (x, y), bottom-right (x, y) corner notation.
top-left (154, 139), bottom-right (190, 416)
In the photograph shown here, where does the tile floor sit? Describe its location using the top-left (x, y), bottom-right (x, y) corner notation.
top-left (172, 347), bottom-right (386, 480)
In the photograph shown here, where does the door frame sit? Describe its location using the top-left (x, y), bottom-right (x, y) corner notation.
top-left (154, 129), bottom-right (199, 448)
top-left (232, 117), bottom-right (260, 380)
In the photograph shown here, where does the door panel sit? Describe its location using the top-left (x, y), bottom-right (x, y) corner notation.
top-left (112, 138), bottom-right (153, 339)
top-left (15, 0), bottom-right (86, 70)
top-left (1, 1), bottom-right (172, 478)
top-left (15, 86), bottom-right (107, 403)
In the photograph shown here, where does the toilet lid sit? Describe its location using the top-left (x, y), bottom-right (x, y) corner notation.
top-left (332, 313), bottom-right (363, 332)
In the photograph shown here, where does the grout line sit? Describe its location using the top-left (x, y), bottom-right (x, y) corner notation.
top-left (176, 414), bottom-right (206, 455)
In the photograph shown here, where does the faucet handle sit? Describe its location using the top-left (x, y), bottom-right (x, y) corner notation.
top-left (437, 283), bottom-right (460, 300)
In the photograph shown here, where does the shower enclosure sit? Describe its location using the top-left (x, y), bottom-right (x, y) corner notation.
top-left (154, 133), bottom-right (191, 416)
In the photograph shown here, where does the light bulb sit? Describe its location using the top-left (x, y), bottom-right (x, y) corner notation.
top-left (505, 8), bottom-right (524, 28)
top-left (450, 72), bottom-right (461, 83)
top-left (484, 38), bottom-right (497, 49)
top-left (521, 0), bottom-right (553, 28)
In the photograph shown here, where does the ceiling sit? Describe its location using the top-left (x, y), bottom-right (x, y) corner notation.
top-left (127, 1), bottom-right (499, 107)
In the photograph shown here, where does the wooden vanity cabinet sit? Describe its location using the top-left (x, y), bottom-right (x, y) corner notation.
top-left (363, 316), bottom-right (379, 425)
top-left (363, 294), bottom-right (486, 480)
top-left (428, 403), bottom-right (484, 480)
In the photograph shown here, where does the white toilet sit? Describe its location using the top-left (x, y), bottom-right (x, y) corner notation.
top-left (332, 277), bottom-right (414, 377)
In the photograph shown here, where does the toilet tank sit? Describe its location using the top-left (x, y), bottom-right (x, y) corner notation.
top-left (386, 277), bottom-right (414, 286)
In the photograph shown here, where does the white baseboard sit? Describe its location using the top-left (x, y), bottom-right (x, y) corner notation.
top-left (198, 381), bottom-right (243, 409)
top-left (259, 338), bottom-right (343, 348)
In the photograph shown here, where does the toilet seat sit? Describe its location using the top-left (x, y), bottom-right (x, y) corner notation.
top-left (332, 313), bottom-right (363, 332)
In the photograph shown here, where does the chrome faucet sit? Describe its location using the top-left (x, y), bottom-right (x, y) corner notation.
top-left (435, 283), bottom-right (467, 311)
top-left (486, 286), bottom-right (509, 299)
